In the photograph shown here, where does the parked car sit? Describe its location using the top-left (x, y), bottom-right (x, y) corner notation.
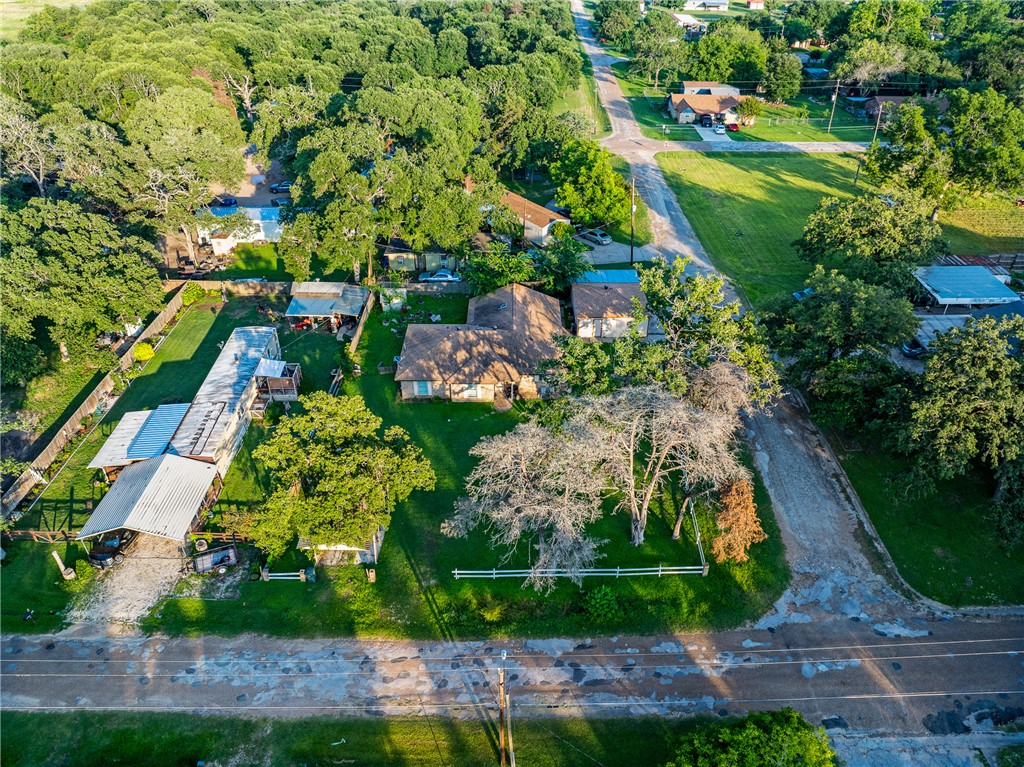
top-left (271, 198), bottom-right (287, 207)
top-left (727, 123), bottom-right (740, 132)
top-left (269, 181), bottom-right (292, 194)
top-left (553, 206), bottom-right (571, 219)
top-left (700, 114), bottom-right (714, 128)
top-left (901, 339), bottom-right (927, 359)
top-left (87, 530), bottom-right (138, 568)
top-left (581, 228), bottom-right (612, 246)
top-left (713, 124), bottom-right (727, 135)
top-left (214, 196), bottom-right (237, 207)
top-left (418, 269), bottom-right (462, 283)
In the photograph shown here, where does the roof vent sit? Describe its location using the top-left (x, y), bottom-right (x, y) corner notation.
top-left (234, 353), bottom-right (240, 364)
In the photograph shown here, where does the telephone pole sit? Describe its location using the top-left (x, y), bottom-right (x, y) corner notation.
top-left (498, 650), bottom-right (507, 767)
top-left (871, 102), bottom-right (884, 143)
top-left (826, 80), bottom-right (840, 135)
top-left (506, 689), bottom-right (516, 767)
top-left (629, 176), bottom-right (636, 266)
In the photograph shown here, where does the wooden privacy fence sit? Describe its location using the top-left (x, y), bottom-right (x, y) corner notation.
top-left (3, 530), bottom-right (80, 543)
top-left (2, 284), bottom-right (188, 516)
top-left (453, 564), bottom-right (709, 579)
top-left (376, 281), bottom-right (467, 295)
top-left (348, 291), bottom-right (376, 355)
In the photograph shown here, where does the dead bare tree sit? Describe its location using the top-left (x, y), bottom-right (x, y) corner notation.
top-left (582, 385), bottom-right (749, 545)
top-left (442, 420), bottom-right (607, 592)
top-left (222, 71), bottom-right (259, 122)
top-left (711, 479), bottom-right (766, 563)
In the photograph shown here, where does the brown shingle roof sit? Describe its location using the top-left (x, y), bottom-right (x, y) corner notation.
top-left (501, 192), bottom-right (568, 229)
top-left (668, 93), bottom-right (742, 115)
top-left (571, 283), bottom-right (646, 320)
top-left (395, 284), bottom-right (565, 384)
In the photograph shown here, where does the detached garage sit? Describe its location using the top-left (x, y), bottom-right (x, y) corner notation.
top-left (76, 454), bottom-right (221, 544)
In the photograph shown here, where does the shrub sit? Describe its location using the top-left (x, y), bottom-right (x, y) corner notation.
top-left (666, 709), bottom-right (836, 767)
top-left (133, 342), bottom-right (155, 362)
top-left (62, 557), bottom-right (96, 595)
top-left (180, 281), bottom-right (206, 306)
top-left (583, 585), bottom-right (622, 623)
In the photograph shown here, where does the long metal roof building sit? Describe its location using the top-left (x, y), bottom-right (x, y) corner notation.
top-left (76, 454), bottom-right (218, 541)
top-left (914, 266), bottom-right (1020, 307)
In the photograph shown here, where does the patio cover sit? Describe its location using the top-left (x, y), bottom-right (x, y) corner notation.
top-left (87, 404), bottom-right (191, 469)
top-left (254, 358), bottom-right (287, 378)
top-left (77, 454), bottom-right (218, 541)
top-left (285, 283), bottom-right (369, 318)
top-left (914, 266), bottom-right (1020, 306)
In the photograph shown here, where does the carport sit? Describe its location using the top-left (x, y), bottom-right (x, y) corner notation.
top-left (76, 454), bottom-right (221, 544)
top-left (87, 403), bottom-right (191, 481)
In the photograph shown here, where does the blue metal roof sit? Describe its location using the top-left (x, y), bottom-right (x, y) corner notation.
top-left (576, 269), bottom-right (641, 284)
top-left (914, 266), bottom-right (1020, 305)
top-left (126, 403), bottom-right (191, 460)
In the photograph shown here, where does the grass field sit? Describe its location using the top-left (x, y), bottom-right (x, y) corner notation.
top-left (145, 295), bottom-right (788, 640)
top-left (832, 437), bottom-right (1023, 606)
top-left (655, 152), bottom-right (1023, 308)
top-left (656, 152), bottom-right (868, 306)
top-left (730, 96), bottom-right (877, 144)
top-left (0, 711), bottom-right (720, 767)
top-left (0, 0), bottom-right (91, 39)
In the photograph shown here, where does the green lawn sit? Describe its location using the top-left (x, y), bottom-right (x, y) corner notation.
top-left (146, 295), bottom-right (788, 640)
top-left (0, 711), bottom-right (702, 767)
top-left (216, 243), bottom-right (358, 282)
top-left (627, 96), bottom-right (704, 141)
top-left (730, 96), bottom-right (877, 144)
top-left (0, 0), bottom-right (94, 39)
top-left (939, 194), bottom-right (1024, 257)
top-left (656, 152), bottom-right (869, 307)
top-left (833, 438), bottom-right (1023, 606)
top-left (0, 540), bottom-right (93, 634)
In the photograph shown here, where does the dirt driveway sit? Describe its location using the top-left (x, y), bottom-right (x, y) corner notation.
top-left (69, 536), bottom-right (184, 628)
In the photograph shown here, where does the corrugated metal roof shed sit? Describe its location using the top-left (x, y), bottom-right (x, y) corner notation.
top-left (76, 454), bottom-right (218, 540)
top-left (87, 404), bottom-right (191, 469)
top-left (914, 266), bottom-right (1020, 306)
top-left (576, 269), bottom-right (641, 284)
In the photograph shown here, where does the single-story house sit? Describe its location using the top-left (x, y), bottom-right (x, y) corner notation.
top-left (285, 282), bottom-right (370, 323)
top-left (667, 93), bottom-right (741, 124)
top-left (572, 282), bottom-right (649, 340)
top-left (197, 206), bottom-right (281, 257)
top-left (87, 403), bottom-right (191, 482)
top-left (914, 266), bottom-right (1021, 310)
top-left (395, 283), bottom-right (565, 402)
top-left (76, 454), bottom-right (221, 544)
top-left (169, 327), bottom-right (294, 475)
top-left (383, 238), bottom-right (452, 273)
top-left (680, 81), bottom-right (741, 96)
top-left (501, 192), bottom-right (569, 247)
top-left (683, 0), bottom-right (729, 11)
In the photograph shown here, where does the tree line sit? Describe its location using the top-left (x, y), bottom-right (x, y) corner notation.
top-left (596, 0), bottom-right (1024, 106)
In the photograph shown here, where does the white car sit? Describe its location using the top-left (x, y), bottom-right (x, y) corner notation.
top-left (580, 229), bottom-right (612, 246)
top-left (713, 124), bottom-right (727, 135)
top-left (418, 269), bottom-right (462, 283)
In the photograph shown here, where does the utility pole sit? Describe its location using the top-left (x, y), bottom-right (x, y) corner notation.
top-left (498, 650), bottom-right (507, 767)
top-left (871, 103), bottom-right (884, 143)
top-left (826, 80), bottom-right (840, 135)
top-left (506, 689), bottom-right (516, 767)
top-left (629, 176), bottom-right (636, 266)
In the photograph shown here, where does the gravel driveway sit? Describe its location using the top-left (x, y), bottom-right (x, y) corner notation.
top-left (69, 536), bottom-right (184, 628)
